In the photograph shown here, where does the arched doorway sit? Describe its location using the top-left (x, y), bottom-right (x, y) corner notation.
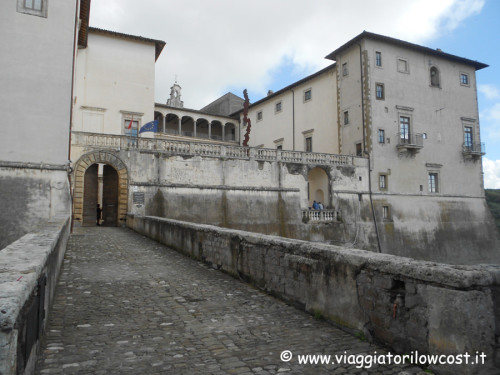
top-left (82, 164), bottom-right (119, 226)
top-left (73, 151), bottom-right (128, 227)
top-left (308, 167), bottom-right (330, 208)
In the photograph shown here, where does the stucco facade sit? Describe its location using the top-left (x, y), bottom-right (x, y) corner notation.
top-left (0, 0), bottom-right (81, 249)
top-left (242, 65), bottom-right (338, 154)
top-left (73, 28), bottom-right (164, 137)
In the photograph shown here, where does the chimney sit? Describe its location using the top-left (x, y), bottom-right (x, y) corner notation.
top-left (267, 90), bottom-right (274, 96)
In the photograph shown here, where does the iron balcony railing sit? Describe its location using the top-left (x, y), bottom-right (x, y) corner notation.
top-left (463, 142), bottom-right (485, 155)
top-left (72, 131), bottom-right (358, 166)
top-left (396, 133), bottom-right (424, 149)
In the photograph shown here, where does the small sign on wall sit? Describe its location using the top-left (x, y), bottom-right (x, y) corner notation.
top-left (133, 192), bottom-right (145, 205)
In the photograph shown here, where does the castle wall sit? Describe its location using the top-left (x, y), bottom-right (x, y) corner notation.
top-left (0, 166), bottom-right (71, 250)
top-left (71, 136), bottom-right (499, 264)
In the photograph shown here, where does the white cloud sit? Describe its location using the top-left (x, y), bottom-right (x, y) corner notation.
top-left (89, 0), bottom-right (485, 109)
top-left (483, 158), bottom-right (500, 189)
top-left (479, 84), bottom-right (500, 101)
top-left (482, 103), bottom-right (500, 122)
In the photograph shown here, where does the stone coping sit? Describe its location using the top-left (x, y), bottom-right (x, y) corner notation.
top-left (131, 214), bottom-right (500, 290)
top-left (0, 216), bottom-right (70, 331)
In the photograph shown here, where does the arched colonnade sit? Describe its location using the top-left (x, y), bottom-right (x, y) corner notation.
top-left (154, 109), bottom-right (238, 142)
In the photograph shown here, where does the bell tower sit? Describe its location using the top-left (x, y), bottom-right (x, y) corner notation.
top-left (166, 80), bottom-right (184, 108)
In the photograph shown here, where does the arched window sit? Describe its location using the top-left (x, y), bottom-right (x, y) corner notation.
top-left (430, 66), bottom-right (440, 87)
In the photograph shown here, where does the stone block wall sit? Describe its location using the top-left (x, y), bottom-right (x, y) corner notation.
top-left (0, 165), bottom-right (70, 250)
top-left (0, 217), bottom-right (70, 375)
top-left (128, 214), bottom-right (500, 375)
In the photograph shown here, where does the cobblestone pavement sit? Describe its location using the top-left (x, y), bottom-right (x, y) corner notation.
top-left (36, 227), bottom-right (426, 375)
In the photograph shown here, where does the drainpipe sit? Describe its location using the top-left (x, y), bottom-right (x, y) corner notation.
top-left (292, 89), bottom-right (295, 150)
top-left (357, 43), bottom-right (382, 253)
top-left (68, 0), bottom-right (80, 233)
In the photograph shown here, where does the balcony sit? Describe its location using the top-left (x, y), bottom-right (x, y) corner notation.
top-left (302, 209), bottom-right (340, 223)
top-left (396, 133), bottom-right (424, 153)
top-left (71, 131), bottom-right (357, 167)
top-left (463, 142), bottom-right (485, 159)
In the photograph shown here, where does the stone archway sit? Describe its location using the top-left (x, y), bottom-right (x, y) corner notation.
top-left (73, 151), bottom-right (129, 226)
top-left (308, 167), bottom-right (330, 209)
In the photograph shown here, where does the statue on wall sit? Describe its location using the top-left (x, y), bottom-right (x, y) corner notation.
top-left (242, 89), bottom-right (251, 146)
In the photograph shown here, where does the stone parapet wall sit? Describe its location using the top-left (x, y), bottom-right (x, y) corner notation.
top-left (128, 214), bottom-right (500, 375)
top-left (0, 217), bottom-right (70, 375)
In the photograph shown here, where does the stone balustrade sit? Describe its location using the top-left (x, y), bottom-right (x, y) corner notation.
top-left (72, 131), bottom-right (355, 166)
top-left (302, 209), bottom-right (339, 222)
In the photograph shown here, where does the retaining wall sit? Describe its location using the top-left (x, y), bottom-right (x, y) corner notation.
top-left (0, 216), bottom-right (70, 375)
top-left (128, 214), bottom-right (500, 375)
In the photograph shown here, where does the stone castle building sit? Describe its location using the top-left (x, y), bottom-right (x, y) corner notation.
top-left (1, 0), bottom-right (498, 264)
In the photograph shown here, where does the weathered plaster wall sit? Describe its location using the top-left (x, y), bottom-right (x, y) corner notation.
top-left (0, 217), bottom-right (70, 375)
top-left (128, 214), bottom-right (500, 375)
top-left (372, 195), bottom-right (500, 264)
top-left (71, 141), bottom-right (499, 263)
top-left (0, 166), bottom-right (71, 250)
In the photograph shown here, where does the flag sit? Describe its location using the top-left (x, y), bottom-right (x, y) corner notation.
top-left (127, 115), bottom-right (134, 129)
top-left (139, 120), bottom-right (159, 134)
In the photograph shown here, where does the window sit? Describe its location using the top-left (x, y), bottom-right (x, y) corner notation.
top-left (257, 111), bottom-right (263, 121)
top-left (275, 101), bottom-right (282, 113)
top-left (124, 118), bottom-right (139, 137)
top-left (428, 173), bottom-right (439, 193)
top-left (382, 206), bottom-right (391, 220)
top-left (399, 116), bottom-right (410, 143)
top-left (305, 137), bottom-right (312, 152)
top-left (464, 126), bottom-right (473, 150)
top-left (342, 62), bottom-right (348, 76)
top-left (378, 129), bottom-right (385, 144)
top-left (355, 142), bottom-right (362, 157)
top-left (460, 73), bottom-right (470, 86)
top-left (304, 89), bottom-right (312, 102)
top-left (17, 0), bottom-right (47, 17)
top-left (25, 0), bottom-right (42, 10)
top-left (277, 145), bottom-right (283, 150)
top-left (376, 51), bottom-right (382, 67)
top-left (375, 83), bottom-right (385, 100)
top-left (379, 174), bottom-right (387, 190)
top-left (344, 111), bottom-right (349, 125)
top-left (397, 58), bottom-right (409, 73)
top-left (430, 67), bottom-right (440, 87)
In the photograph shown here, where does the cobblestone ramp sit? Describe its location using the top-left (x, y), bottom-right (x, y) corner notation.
top-left (36, 227), bottom-right (424, 375)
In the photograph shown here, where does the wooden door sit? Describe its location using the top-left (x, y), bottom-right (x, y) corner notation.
top-left (102, 165), bottom-right (118, 227)
top-left (83, 164), bottom-right (98, 226)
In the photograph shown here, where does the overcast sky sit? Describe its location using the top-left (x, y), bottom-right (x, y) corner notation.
top-left (89, 0), bottom-right (500, 188)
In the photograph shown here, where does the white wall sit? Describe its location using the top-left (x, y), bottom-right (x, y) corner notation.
top-left (73, 31), bottom-right (157, 136)
top-left (362, 38), bottom-right (484, 197)
top-left (0, 0), bottom-right (77, 165)
top-left (242, 67), bottom-right (338, 154)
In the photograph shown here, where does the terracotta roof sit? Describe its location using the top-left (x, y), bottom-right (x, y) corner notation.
top-left (325, 31), bottom-right (488, 70)
top-left (88, 27), bottom-right (166, 61)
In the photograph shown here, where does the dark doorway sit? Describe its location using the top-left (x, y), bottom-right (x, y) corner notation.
top-left (102, 165), bottom-right (118, 227)
top-left (82, 164), bottom-right (98, 226)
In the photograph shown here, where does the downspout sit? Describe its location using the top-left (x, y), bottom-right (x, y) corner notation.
top-left (292, 89), bottom-right (295, 150)
top-left (68, 0), bottom-right (80, 233)
top-left (357, 42), bottom-right (382, 253)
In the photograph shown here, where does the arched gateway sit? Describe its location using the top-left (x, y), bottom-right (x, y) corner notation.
top-left (73, 151), bottom-right (128, 226)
